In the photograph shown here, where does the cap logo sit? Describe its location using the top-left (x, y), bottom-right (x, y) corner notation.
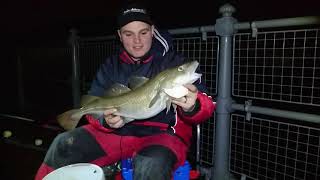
top-left (123, 8), bottom-right (146, 15)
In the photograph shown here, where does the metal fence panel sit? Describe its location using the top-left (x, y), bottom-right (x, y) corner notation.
top-left (174, 36), bottom-right (218, 96)
top-left (230, 114), bottom-right (320, 180)
top-left (173, 36), bottom-right (219, 166)
top-left (233, 29), bottom-right (320, 106)
top-left (231, 28), bottom-right (320, 179)
top-left (77, 38), bottom-right (120, 93)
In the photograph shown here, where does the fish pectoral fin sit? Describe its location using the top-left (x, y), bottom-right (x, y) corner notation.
top-left (148, 91), bottom-right (161, 108)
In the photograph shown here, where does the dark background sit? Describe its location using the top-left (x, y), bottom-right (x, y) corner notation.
top-left (1, 0), bottom-right (319, 44)
top-left (0, 0), bottom-right (319, 179)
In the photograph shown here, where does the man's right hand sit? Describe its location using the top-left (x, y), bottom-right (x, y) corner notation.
top-left (104, 109), bottom-right (125, 128)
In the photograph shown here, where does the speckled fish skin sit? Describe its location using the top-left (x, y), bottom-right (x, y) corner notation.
top-left (58, 60), bottom-right (201, 130)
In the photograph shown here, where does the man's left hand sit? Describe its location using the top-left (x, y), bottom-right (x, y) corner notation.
top-left (171, 84), bottom-right (198, 112)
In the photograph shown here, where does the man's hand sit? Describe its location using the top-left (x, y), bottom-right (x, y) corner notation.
top-left (104, 109), bottom-right (125, 128)
top-left (171, 84), bottom-right (198, 112)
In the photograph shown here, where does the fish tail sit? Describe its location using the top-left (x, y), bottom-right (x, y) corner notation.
top-left (57, 109), bottom-right (82, 130)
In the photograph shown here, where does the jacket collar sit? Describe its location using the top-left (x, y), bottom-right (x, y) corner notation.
top-left (119, 47), bottom-right (154, 64)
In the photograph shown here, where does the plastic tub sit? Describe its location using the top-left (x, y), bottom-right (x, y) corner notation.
top-left (43, 163), bottom-right (105, 180)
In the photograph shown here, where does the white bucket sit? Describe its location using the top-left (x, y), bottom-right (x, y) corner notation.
top-left (43, 163), bottom-right (105, 180)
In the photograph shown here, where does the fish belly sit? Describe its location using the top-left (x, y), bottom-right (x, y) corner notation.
top-left (116, 98), bottom-right (166, 120)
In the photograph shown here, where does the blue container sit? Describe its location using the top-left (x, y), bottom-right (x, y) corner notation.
top-left (121, 158), bottom-right (190, 180)
top-left (121, 159), bottom-right (133, 180)
top-left (173, 161), bottom-right (191, 180)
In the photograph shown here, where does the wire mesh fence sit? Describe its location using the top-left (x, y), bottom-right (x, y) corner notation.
top-left (77, 38), bottom-right (120, 93)
top-left (231, 28), bottom-right (320, 179)
top-left (233, 29), bottom-right (320, 106)
top-left (173, 35), bottom-right (219, 166)
top-left (230, 114), bottom-right (320, 180)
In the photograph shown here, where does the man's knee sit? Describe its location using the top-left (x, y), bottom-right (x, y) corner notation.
top-left (44, 127), bottom-right (106, 168)
top-left (133, 145), bottom-right (177, 180)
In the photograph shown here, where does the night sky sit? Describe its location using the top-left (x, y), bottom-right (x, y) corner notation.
top-left (1, 0), bottom-right (319, 43)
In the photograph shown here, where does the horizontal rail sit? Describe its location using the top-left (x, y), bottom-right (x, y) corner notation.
top-left (0, 114), bottom-right (36, 122)
top-left (78, 16), bottom-right (320, 41)
top-left (232, 103), bottom-right (320, 124)
top-left (169, 25), bottom-right (215, 35)
top-left (235, 16), bottom-right (320, 30)
top-left (170, 16), bottom-right (320, 34)
top-left (78, 34), bottom-right (116, 41)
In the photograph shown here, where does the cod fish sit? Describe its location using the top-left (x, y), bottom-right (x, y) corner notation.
top-left (58, 60), bottom-right (201, 130)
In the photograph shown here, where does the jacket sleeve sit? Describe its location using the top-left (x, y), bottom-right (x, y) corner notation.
top-left (177, 92), bottom-right (216, 125)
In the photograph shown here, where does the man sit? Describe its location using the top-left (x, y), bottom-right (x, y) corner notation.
top-left (35, 2), bottom-right (215, 180)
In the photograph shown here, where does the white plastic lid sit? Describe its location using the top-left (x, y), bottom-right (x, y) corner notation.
top-left (43, 163), bottom-right (105, 180)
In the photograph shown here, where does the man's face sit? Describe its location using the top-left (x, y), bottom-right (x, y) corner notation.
top-left (118, 21), bottom-right (154, 60)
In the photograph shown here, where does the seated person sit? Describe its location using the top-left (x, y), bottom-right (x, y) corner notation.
top-left (35, 2), bottom-right (215, 180)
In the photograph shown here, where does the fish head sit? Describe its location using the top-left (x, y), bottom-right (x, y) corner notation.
top-left (161, 60), bottom-right (202, 89)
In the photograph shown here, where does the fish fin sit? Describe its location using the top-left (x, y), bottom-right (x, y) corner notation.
top-left (148, 91), bottom-right (161, 108)
top-left (80, 95), bottom-right (100, 106)
top-left (166, 99), bottom-right (172, 114)
top-left (57, 109), bottom-right (82, 131)
top-left (104, 83), bottom-right (131, 97)
top-left (128, 76), bottom-right (149, 89)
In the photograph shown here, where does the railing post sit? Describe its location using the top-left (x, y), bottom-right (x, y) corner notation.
top-left (69, 28), bottom-right (81, 108)
top-left (212, 3), bottom-right (237, 180)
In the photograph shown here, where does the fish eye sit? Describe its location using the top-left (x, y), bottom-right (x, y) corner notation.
top-left (178, 66), bottom-right (184, 71)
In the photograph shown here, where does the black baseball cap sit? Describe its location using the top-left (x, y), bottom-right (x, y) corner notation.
top-left (117, 3), bottom-right (153, 29)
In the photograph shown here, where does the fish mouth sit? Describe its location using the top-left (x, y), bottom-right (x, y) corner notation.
top-left (186, 61), bottom-right (201, 83)
top-left (188, 73), bottom-right (202, 84)
top-left (187, 61), bottom-right (199, 73)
